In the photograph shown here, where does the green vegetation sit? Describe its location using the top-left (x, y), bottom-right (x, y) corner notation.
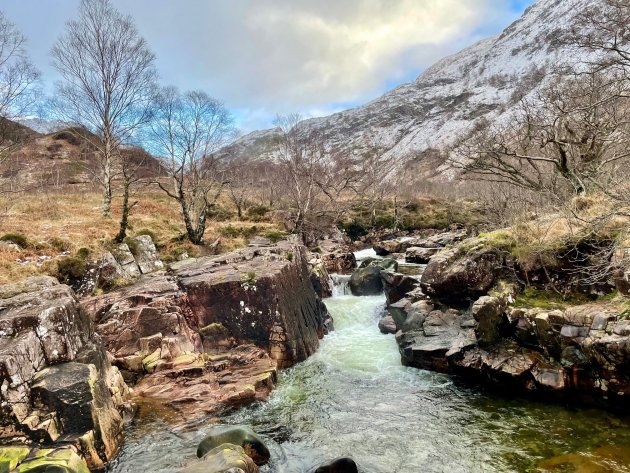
top-left (55, 256), bottom-right (87, 284)
top-left (218, 224), bottom-right (258, 238)
top-left (263, 230), bottom-right (288, 243)
top-left (512, 288), bottom-right (591, 310)
top-left (135, 228), bottom-right (158, 243)
top-left (0, 232), bottom-right (29, 248)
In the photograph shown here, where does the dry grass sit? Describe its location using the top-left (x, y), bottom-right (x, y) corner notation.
top-left (0, 189), bottom-right (281, 284)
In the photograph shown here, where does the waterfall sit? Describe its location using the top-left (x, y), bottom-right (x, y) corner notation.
top-left (330, 274), bottom-right (351, 297)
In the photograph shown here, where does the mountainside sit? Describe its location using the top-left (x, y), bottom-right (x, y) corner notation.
top-left (224, 0), bottom-right (592, 176)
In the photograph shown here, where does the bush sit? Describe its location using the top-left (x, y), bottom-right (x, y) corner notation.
top-left (48, 237), bottom-right (72, 252)
top-left (76, 247), bottom-right (91, 260)
top-left (55, 256), bottom-right (86, 284)
top-left (247, 205), bottom-right (271, 221)
top-left (263, 230), bottom-right (288, 243)
top-left (0, 233), bottom-right (29, 249)
top-left (338, 221), bottom-right (368, 241)
top-left (123, 236), bottom-right (140, 256)
top-left (218, 225), bottom-right (258, 239)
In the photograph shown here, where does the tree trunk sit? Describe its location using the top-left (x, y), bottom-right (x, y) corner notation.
top-left (114, 180), bottom-right (131, 243)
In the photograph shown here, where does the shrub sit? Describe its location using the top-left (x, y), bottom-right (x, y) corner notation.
top-left (48, 237), bottom-right (72, 252)
top-left (55, 256), bottom-right (87, 284)
top-left (123, 237), bottom-right (140, 256)
top-left (76, 247), bottom-right (91, 260)
top-left (338, 221), bottom-right (368, 241)
top-left (263, 230), bottom-right (288, 243)
top-left (247, 205), bottom-right (271, 221)
top-left (0, 233), bottom-right (29, 249)
top-left (286, 251), bottom-right (294, 262)
top-left (219, 225), bottom-right (258, 239)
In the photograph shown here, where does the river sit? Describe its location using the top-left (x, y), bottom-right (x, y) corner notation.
top-left (110, 266), bottom-right (630, 473)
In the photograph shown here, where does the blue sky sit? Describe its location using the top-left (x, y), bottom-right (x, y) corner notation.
top-left (2, 0), bottom-right (535, 133)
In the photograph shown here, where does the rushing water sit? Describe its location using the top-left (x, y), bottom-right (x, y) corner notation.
top-left (111, 276), bottom-right (630, 473)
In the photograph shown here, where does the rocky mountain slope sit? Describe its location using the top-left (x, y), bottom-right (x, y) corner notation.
top-left (223, 0), bottom-right (592, 176)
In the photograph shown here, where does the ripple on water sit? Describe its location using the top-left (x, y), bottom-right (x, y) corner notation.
top-left (110, 292), bottom-right (630, 473)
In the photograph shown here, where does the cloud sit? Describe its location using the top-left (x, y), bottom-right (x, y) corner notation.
top-left (2, 0), bottom-right (531, 130)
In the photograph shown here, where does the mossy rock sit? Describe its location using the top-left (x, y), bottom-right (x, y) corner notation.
top-left (197, 425), bottom-right (270, 466)
top-left (14, 448), bottom-right (89, 473)
top-left (0, 446), bottom-right (29, 473)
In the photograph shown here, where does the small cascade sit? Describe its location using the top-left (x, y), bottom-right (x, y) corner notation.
top-left (330, 274), bottom-right (351, 297)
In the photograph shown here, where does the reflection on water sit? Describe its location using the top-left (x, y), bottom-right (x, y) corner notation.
top-left (110, 292), bottom-right (630, 473)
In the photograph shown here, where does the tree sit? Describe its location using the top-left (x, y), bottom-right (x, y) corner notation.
top-left (274, 113), bottom-right (360, 243)
top-left (51, 0), bottom-right (156, 220)
top-left (0, 11), bottom-right (39, 194)
top-left (452, 71), bottom-right (630, 199)
top-left (149, 87), bottom-right (235, 245)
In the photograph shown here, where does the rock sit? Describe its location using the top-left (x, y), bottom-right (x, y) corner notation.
top-left (358, 257), bottom-right (398, 271)
top-left (0, 241), bottom-right (21, 252)
top-left (197, 425), bottom-right (270, 465)
top-left (83, 273), bottom-right (202, 362)
top-left (380, 270), bottom-right (419, 305)
top-left (0, 277), bottom-right (131, 470)
top-left (378, 315), bottom-right (397, 334)
top-left (310, 262), bottom-right (332, 298)
top-left (405, 247), bottom-right (440, 264)
top-left (132, 235), bottom-right (164, 274)
top-left (471, 296), bottom-right (506, 345)
top-left (184, 444), bottom-right (259, 473)
top-left (11, 448), bottom-right (90, 473)
top-left (318, 240), bottom-right (356, 273)
top-left (171, 242), bottom-right (331, 368)
top-left (133, 345), bottom-right (276, 423)
top-left (0, 446), bottom-right (29, 472)
top-left (420, 244), bottom-right (504, 305)
top-left (348, 266), bottom-right (382, 296)
top-left (112, 244), bottom-right (141, 279)
top-left (313, 457), bottom-right (358, 473)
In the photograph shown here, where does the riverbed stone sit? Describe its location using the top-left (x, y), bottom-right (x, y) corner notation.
top-left (184, 444), bottom-right (258, 473)
top-left (378, 315), bottom-right (397, 334)
top-left (197, 425), bottom-right (270, 465)
top-left (313, 457), bottom-right (358, 473)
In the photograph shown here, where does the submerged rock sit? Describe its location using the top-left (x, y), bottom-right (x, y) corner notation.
top-left (313, 457), bottom-right (358, 473)
top-left (197, 426), bottom-right (270, 465)
top-left (378, 315), bottom-right (397, 334)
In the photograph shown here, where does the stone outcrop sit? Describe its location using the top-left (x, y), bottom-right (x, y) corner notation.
top-left (420, 244), bottom-right (505, 305)
top-left (375, 229), bottom-right (468, 257)
top-left (170, 242), bottom-right (332, 368)
top-left (0, 277), bottom-right (131, 470)
top-left (183, 444), bottom-right (258, 473)
top-left (317, 239), bottom-right (357, 274)
top-left (0, 446), bottom-right (90, 473)
top-left (349, 258), bottom-right (398, 296)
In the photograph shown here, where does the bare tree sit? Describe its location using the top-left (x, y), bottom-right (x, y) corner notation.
top-left (51, 0), bottom-right (156, 219)
top-left (274, 113), bottom-right (360, 242)
top-left (0, 11), bottom-right (39, 194)
top-left (149, 87), bottom-right (235, 244)
top-left (224, 157), bottom-right (256, 219)
top-left (452, 71), bottom-right (630, 199)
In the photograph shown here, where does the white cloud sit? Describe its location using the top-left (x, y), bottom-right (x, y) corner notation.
top-left (3, 0), bottom-right (529, 130)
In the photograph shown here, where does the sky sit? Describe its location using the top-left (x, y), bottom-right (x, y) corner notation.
top-left (1, 0), bottom-right (535, 133)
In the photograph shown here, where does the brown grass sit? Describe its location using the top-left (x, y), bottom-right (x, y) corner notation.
top-left (0, 189), bottom-right (281, 284)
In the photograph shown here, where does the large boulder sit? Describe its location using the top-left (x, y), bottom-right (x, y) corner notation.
top-left (420, 244), bottom-right (504, 305)
top-left (171, 242), bottom-right (332, 368)
top-left (405, 247), bottom-right (441, 264)
top-left (348, 266), bottom-right (383, 296)
top-left (5, 447), bottom-right (90, 473)
top-left (197, 425), bottom-right (270, 465)
top-left (0, 277), bottom-right (131, 470)
top-left (380, 271), bottom-right (419, 305)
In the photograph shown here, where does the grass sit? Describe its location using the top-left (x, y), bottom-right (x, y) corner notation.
top-left (512, 288), bottom-right (591, 310)
top-left (0, 190), bottom-right (283, 284)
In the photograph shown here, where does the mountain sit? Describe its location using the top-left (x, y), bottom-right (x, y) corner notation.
top-left (18, 118), bottom-right (74, 135)
top-left (223, 0), bottom-right (592, 176)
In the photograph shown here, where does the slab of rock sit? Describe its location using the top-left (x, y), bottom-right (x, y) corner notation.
top-left (313, 457), bottom-right (358, 473)
top-left (133, 345), bottom-right (276, 425)
top-left (0, 277), bottom-right (131, 470)
top-left (405, 247), bottom-right (441, 264)
top-left (378, 315), bottom-right (397, 334)
top-left (4, 447), bottom-right (90, 473)
top-left (171, 243), bottom-right (331, 368)
top-left (197, 425), bottom-right (269, 465)
top-left (132, 235), bottom-right (164, 274)
top-left (380, 270), bottom-right (419, 305)
top-left (183, 444), bottom-right (258, 473)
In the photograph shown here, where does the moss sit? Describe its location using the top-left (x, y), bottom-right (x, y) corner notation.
top-left (15, 447), bottom-right (89, 473)
top-left (242, 271), bottom-right (257, 285)
top-left (286, 251), bottom-right (294, 262)
top-left (0, 233), bottom-right (29, 249)
top-left (512, 288), bottom-right (590, 310)
top-left (0, 446), bottom-right (30, 471)
top-left (219, 225), bottom-right (258, 239)
top-left (246, 205), bottom-right (270, 221)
